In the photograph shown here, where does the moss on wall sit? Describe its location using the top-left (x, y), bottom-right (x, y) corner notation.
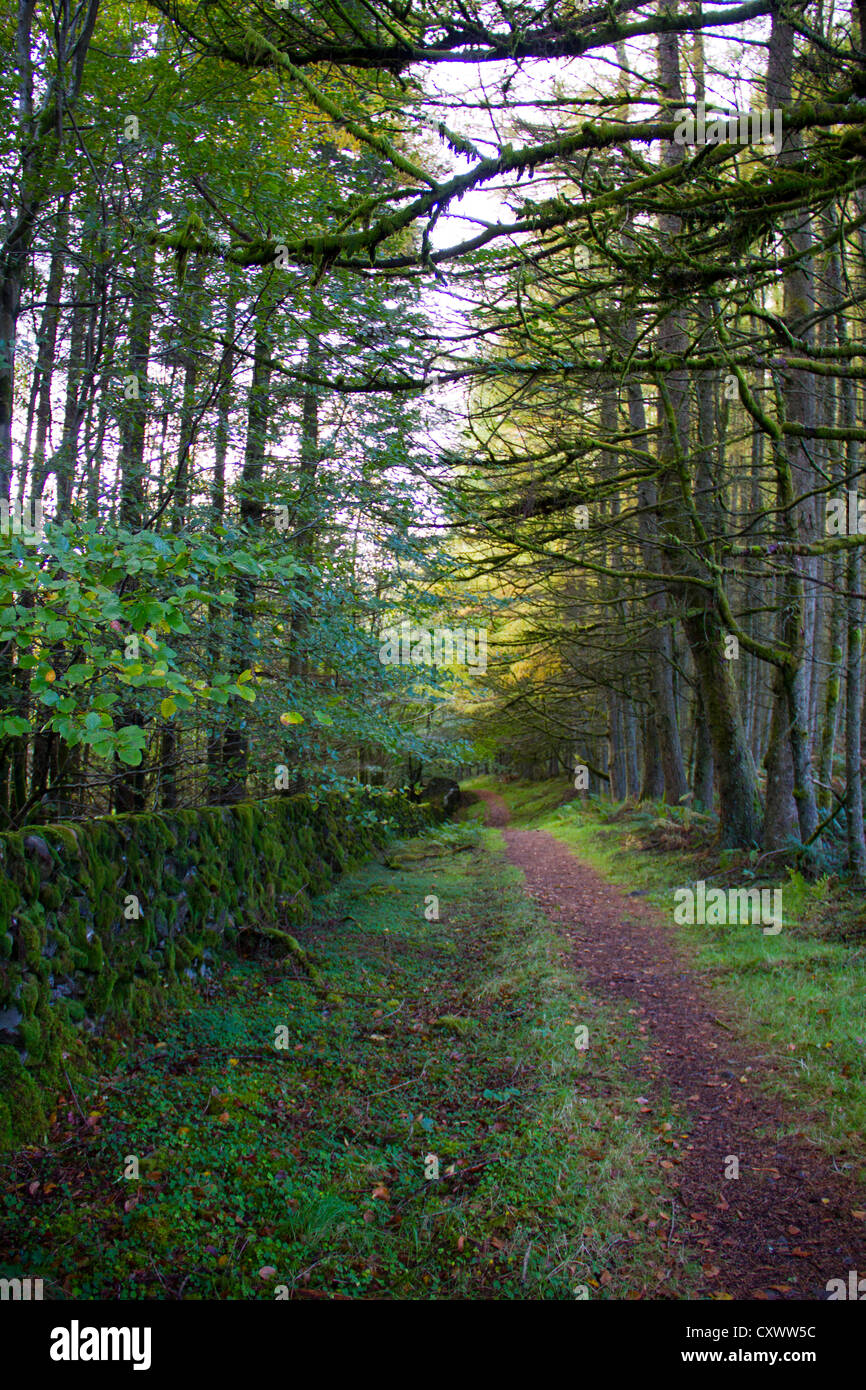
top-left (0, 787), bottom-right (433, 1151)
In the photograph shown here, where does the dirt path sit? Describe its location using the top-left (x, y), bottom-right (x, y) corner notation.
top-left (475, 788), bottom-right (866, 1300)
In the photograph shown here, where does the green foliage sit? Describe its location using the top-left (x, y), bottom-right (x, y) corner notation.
top-left (0, 522), bottom-right (307, 767)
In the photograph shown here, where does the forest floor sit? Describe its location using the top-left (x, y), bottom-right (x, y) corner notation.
top-left (1, 787), bottom-right (865, 1300)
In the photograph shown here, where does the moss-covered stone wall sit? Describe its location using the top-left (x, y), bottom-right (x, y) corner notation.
top-left (0, 787), bottom-right (432, 1150)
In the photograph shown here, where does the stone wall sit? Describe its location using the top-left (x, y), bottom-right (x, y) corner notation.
top-left (0, 787), bottom-right (432, 1149)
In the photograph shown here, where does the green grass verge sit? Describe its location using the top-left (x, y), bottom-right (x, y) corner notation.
top-left (0, 817), bottom-right (701, 1300)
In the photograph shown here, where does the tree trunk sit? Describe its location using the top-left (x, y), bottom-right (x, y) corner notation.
top-left (222, 296), bottom-right (273, 801)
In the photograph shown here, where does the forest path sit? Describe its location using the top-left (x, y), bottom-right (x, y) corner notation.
top-left (474, 788), bottom-right (866, 1301)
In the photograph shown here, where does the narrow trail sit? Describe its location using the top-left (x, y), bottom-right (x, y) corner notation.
top-left (475, 788), bottom-right (866, 1300)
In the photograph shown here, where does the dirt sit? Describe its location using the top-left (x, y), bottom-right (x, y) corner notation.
top-left (476, 788), bottom-right (866, 1301)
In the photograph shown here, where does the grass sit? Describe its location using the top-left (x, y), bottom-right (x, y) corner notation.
top-left (0, 815), bottom-right (702, 1300)
top-left (463, 774), bottom-right (575, 824)
top-left (487, 779), bottom-right (866, 1170)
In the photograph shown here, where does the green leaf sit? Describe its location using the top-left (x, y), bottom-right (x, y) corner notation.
top-left (116, 725), bottom-right (147, 752)
top-left (66, 663), bottom-right (96, 685)
top-left (117, 745), bottom-right (143, 766)
top-left (129, 598), bottom-right (165, 630)
top-left (164, 608), bottom-right (191, 633)
top-left (0, 716), bottom-right (31, 736)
